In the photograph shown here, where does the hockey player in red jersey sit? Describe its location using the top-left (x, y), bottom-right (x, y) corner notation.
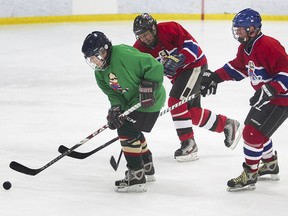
top-left (200, 8), bottom-right (288, 191)
top-left (133, 13), bottom-right (242, 162)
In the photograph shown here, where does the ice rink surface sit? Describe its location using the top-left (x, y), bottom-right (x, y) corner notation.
top-left (0, 20), bottom-right (287, 216)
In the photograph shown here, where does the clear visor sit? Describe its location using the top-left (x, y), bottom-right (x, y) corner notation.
top-left (85, 48), bottom-right (107, 71)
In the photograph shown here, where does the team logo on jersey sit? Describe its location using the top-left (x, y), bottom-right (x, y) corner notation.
top-left (108, 73), bottom-right (129, 93)
top-left (159, 50), bottom-right (170, 64)
top-left (247, 60), bottom-right (262, 85)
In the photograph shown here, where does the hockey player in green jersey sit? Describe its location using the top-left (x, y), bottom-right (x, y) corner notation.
top-left (81, 31), bottom-right (166, 192)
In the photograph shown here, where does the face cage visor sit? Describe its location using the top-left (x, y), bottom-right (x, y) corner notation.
top-left (135, 27), bottom-right (157, 48)
top-left (84, 47), bottom-right (108, 71)
top-left (231, 25), bottom-right (250, 43)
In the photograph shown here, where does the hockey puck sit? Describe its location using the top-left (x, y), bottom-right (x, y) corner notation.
top-left (3, 181), bottom-right (12, 190)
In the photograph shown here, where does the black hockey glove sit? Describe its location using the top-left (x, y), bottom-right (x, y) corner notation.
top-left (139, 80), bottom-right (155, 108)
top-left (163, 53), bottom-right (186, 77)
top-left (200, 70), bottom-right (223, 97)
top-left (250, 84), bottom-right (277, 110)
top-left (106, 105), bottom-right (126, 130)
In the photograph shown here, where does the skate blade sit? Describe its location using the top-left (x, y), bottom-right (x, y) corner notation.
top-left (146, 175), bottom-right (156, 182)
top-left (115, 183), bottom-right (147, 193)
top-left (229, 125), bottom-right (243, 150)
top-left (258, 174), bottom-right (280, 181)
top-left (227, 184), bottom-right (256, 192)
top-left (175, 152), bottom-right (199, 162)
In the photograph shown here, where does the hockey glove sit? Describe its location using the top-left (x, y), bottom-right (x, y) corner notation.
top-left (139, 80), bottom-right (155, 108)
top-left (250, 84), bottom-right (277, 110)
top-left (163, 53), bottom-right (186, 77)
top-left (106, 105), bottom-right (126, 130)
top-left (200, 70), bottom-right (223, 97)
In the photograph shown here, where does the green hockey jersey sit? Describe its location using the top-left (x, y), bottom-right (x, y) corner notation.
top-left (95, 44), bottom-right (166, 112)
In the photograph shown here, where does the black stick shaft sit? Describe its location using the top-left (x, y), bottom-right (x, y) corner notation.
top-left (10, 103), bottom-right (141, 176)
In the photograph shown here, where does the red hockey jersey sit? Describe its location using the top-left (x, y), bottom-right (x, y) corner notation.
top-left (215, 33), bottom-right (288, 106)
top-left (133, 21), bottom-right (207, 82)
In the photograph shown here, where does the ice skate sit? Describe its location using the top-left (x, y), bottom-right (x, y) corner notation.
top-left (174, 138), bottom-right (199, 162)
top-left (227, 162), bottom-right (258, 192)
top-left (144, 162), bottom-right (156, 182)
top-left (224, 118), bottom-right (242, 149)
top-left (115, 168), bottom-right (147, 193)
top-left (258, 151), bottom-right (280, 181)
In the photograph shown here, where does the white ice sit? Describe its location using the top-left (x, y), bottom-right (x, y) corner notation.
top-left (0, 20), bottom-right (287, 216)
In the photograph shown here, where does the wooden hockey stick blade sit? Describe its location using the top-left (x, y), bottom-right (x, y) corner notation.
top-left (58, 137), bottom-right (119, 159)
top-left (9, 161), bottom-right (41, 176)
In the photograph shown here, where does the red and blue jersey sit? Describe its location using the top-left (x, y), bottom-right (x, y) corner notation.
top-left (215, 33), bottom-right (288, 106)
top-left (133, 21), bottom-right (207, 82)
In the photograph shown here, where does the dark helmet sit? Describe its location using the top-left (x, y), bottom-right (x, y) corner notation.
top-left (133, 13), bottom-right (158, 48)
top-left (133, 13), bottom-right (157, 36)
top-left (81, 31), bottom-right (112, 70)
top-left (232, 8), bottom-right (262, 43)
top-left (82, 31), bottom-right (112, 58)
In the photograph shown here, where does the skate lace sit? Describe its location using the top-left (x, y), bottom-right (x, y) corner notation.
top-left (259, 152), bottom-right (278, 173)
top-left (258, 162), bottom-right (268, 172)
top-left (233, 170), bottom-right (248, 184)
top-left (259, 160), bottom-right (278, 173)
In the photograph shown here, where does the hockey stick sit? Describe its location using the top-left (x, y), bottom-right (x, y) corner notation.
top-left (110, 150), bottom-right (123, 171)
top-left (109, 91), bottom-right (201, 171)
top-left (158, 91), bottom-right (201, 116)
top-left (58, 91), bottom-right (201, 166)
top-left (58, 137), bottom-right (119, 159)
top-left (60, 92), bottom-right (202, 161)
top-left (9, 103), bottom-right (141, 176)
